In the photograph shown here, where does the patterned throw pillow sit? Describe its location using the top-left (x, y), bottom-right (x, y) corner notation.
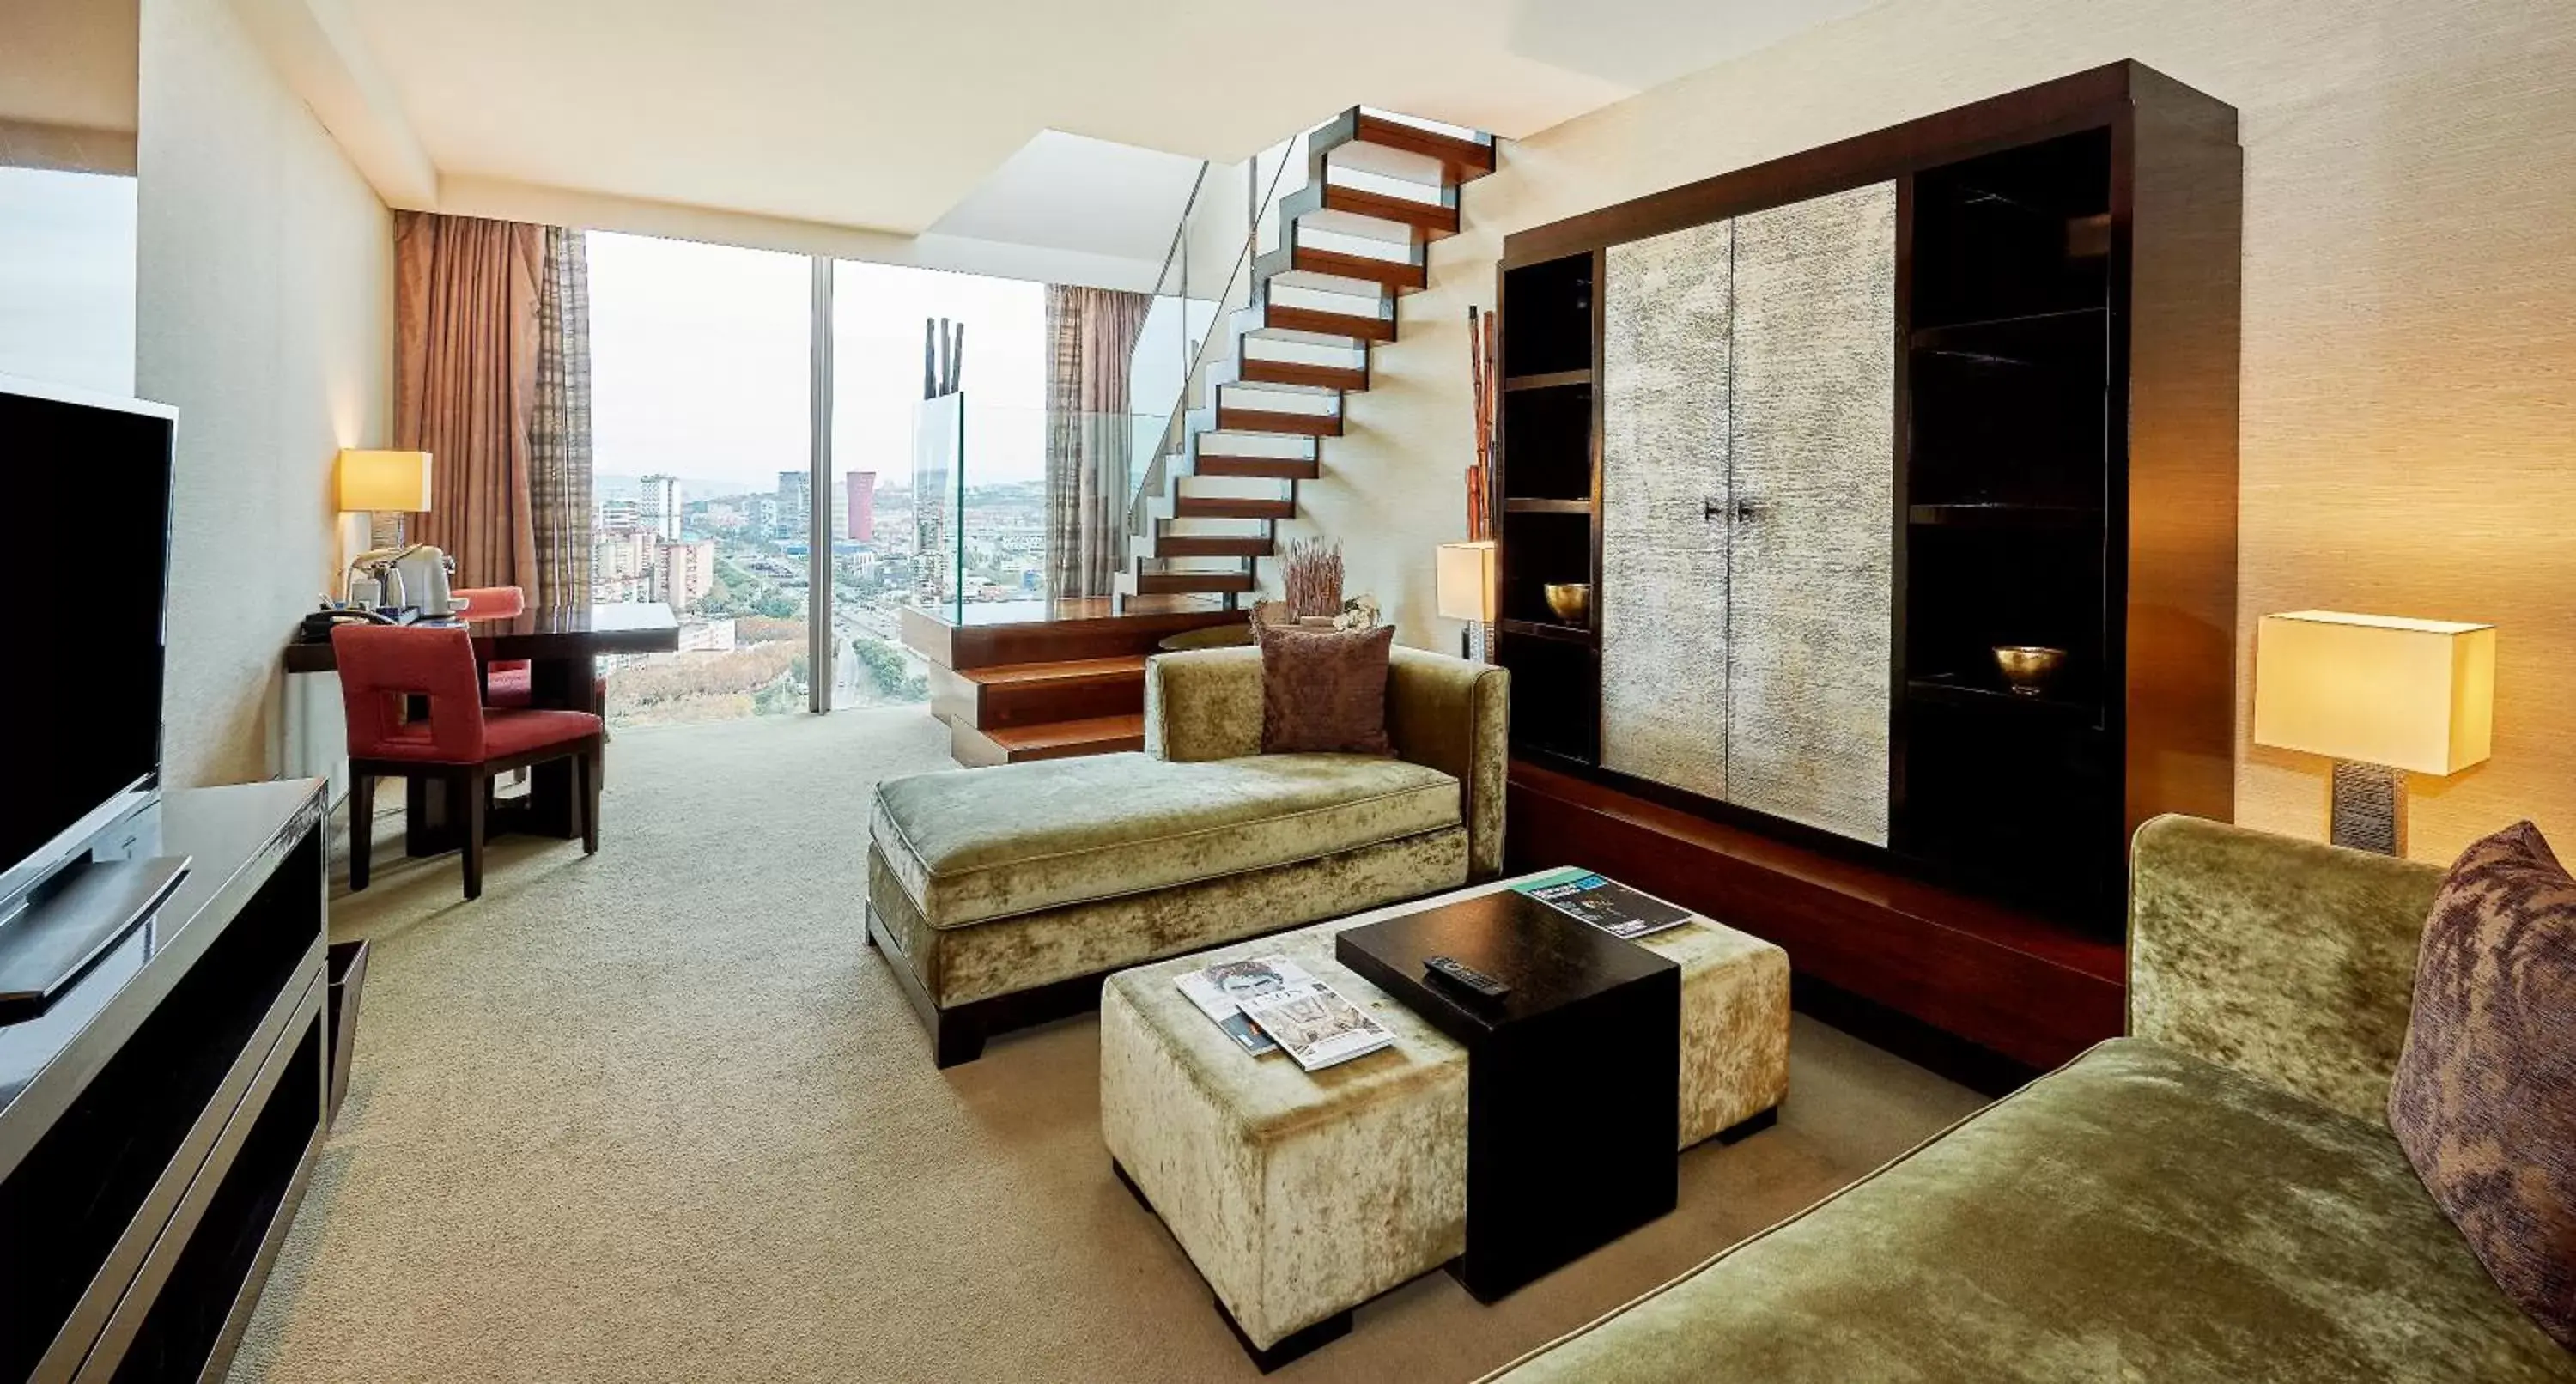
top-left (1255, 622), bottom-right (1394, 756)
top-left (2388, 821), bottom-right (2576, 1351)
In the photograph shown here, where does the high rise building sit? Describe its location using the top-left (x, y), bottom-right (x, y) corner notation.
top-left (598, 495), bottom-right (645, 531)
top-left (777, 470), bottom-right (811, 537)
top-left (653, 538), bottom-right (717, 611)
top-left (639, 473), bottom-right (682, 541)
top-left (591, 526), bottom-right (656, 604)
top-left (845, 470), bottom-right (875, 542)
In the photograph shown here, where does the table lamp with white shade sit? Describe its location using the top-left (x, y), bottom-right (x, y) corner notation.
top-left (337, 448), bottom-right (433, 549)
top-left (1436, 539), bottom-right (1498, 662)
top-left (2251, 610), bottom-right (2495, 854)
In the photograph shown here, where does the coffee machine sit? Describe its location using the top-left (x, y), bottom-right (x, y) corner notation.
top-left (348, 543), bottom-right (455, 616)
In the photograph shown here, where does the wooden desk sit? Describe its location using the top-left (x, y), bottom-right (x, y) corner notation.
top-left (281, 601), bottom-right (681, 674)
top-left (283, 603), bottom-right (680, 854)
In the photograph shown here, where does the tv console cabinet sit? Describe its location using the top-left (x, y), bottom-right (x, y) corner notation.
top-left (1, 780), bottom-right (330, 1383)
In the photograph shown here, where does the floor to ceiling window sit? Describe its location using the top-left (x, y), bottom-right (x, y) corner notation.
top-left (586, 232), bottom-right (814, 726)
top-left (826, 261), bottom-right (1045, 709)
top-left (584, 233), bottom-right (1060, 725)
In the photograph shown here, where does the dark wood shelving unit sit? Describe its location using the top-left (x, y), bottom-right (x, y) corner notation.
top-left (1906, 502), bottom-right (2102, 529)
top-left (1905, 672), bottom-right (2107, 727)
top-left (1503, 369), bottom-right (1593, 392)
top-left (1492, 62), bottom-right (2240, 1069)
top-left (1492, 244), bottom-right (1604, 768)
top-left (1498, 618), bottom-right (1596, 646)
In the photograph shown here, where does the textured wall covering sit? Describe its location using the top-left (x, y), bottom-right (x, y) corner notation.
top-left (1722, 184), bottom-right (1894, 845)
top-left (138, 0), bottom-right (392, 787)
top-left (1601, 220), bottom-right (1735, 800)
top-left (1297, 0), bottom-right (2576, 865)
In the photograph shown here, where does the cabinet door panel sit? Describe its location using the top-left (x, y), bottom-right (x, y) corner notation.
top-left (1600, 221), bottom-right (1733, 799)
top-left (1726, 181), bottom-right (1896, 845)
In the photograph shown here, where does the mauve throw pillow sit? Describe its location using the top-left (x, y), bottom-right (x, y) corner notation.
top-left (2388, 820), bottom-right (2576, 1351)
top-left (1256, 622), bottom-right (1394, 756)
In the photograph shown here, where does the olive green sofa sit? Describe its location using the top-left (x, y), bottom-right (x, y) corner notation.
top-left (1485, 816), bottom-right (2576, 1383)
top-left (866, 645), bottom-right (1508, 1066)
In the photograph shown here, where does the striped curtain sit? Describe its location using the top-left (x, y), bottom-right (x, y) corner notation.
top-left (1043, 285), bottom-right (1152, 601)
top-left (530, 228), bottom-right (593, 608)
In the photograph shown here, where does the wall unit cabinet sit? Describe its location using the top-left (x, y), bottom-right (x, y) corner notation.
top-left (1594, 185), bottom-right (1898, 844)
top-left (1496, 63), bottom-right (2239, 962)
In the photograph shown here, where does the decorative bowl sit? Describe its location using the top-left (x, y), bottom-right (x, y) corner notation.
top-left (1991, 645), bottom-right (2068, 696)
top-left (1542, 582), bottom-right (1591, 626)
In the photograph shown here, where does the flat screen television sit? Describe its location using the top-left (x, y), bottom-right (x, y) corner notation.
top-left (0, 375), bottom-right (175, 920)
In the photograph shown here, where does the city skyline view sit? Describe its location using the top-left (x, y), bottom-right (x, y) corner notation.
top-left (582, 230), bottom-right (1071, 728)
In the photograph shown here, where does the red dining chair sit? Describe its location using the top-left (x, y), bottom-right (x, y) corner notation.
top-left (332, 623), bottom-right (604, 900)
top-left (452, 585), bottom-right (532, 708)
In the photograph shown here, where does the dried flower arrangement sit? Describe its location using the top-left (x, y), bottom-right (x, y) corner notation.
top-left (1280, 537), bottom-right (1346, 621)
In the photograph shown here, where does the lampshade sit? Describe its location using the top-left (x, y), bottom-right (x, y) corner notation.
top-left (2252, 611), bottom-right (2495, 776)
top-left (1436, 540), bottom-right (1498, 622)
top-left (337, 449), bottom-right (433, 513)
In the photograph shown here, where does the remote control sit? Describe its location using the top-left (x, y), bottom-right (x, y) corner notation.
top-left (1424, 955), bottom-right (1510, 1001)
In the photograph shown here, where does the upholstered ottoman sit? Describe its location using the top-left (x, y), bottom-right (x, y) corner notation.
top-left (1101, 877), bottom-right (1790, 1366)
top-left (1639, 914), bottom-right (1792, 1146)
top-left (1101, 916), bottom-right (1469, 1365)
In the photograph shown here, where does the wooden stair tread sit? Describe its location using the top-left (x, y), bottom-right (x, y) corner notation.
top-left (1151, 533), bottom-right (1275, 557)
top-left (1175, 496), bottom-right (1297, 519)
top-left (1131, 570), bottom-right (1258, 594)
top-left (1238, 357), bottom-right (1370, 392)
top-left (962, 655), bottom-right (1148, 689)
top-left (985, 714), bottom-right (1146, 753)
top-left (1192, 455), bottom-right (1319, 481)
top-left (1288, 246), bottom-right (1427, 293)
top-left (1350, 112), bottom-right (1496, 179)
top-left (1318, 184), bottom-right (1459, 238)
top-left (1217, 405), bottom-right (1341, 437)
top-left (1260, 303), bottom-right (1398, 343)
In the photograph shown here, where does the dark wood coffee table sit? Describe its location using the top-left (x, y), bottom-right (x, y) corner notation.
top-left (1336, 889), bottom-right (1680, 1302)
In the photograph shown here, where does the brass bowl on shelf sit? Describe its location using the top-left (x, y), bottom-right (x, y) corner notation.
top-left (1991, 645), bottom-right (2067, 697)
top-left (1542, 582), bottom-right (1591, 626)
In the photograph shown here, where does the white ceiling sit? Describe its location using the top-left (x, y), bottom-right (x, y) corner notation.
top-left (926, 130), bottom-right (1206, 268)
top-left (272, 0), bottom-right (1875, 261)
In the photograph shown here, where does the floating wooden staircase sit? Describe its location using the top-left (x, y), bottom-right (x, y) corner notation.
top-left (902, 110), bottom-right (1496, 768)
top-left (1119, 108), bottom-right (1496, 610)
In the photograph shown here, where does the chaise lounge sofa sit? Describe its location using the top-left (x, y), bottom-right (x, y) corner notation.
top-left (866, 644), bottom-right (1508, 1065)
top-left (1484, 815), bottom-right (2576, 1382)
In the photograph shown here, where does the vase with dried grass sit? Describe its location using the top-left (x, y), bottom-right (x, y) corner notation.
top-left (1280, 537), bottom-right (1345, 625)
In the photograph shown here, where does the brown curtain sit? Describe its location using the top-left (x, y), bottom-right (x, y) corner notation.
top-left (395, 212), bottom-right (543, 592)
top-left (529, 228), bottom-right (594, 607)
top-left (1043, 284), bottom-right (1153, 600)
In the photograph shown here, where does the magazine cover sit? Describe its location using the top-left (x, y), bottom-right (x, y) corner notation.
top-left (1516, 868), bottom-right (1696, 940)
top-left (1174, 955), bottom-right (1318, 1056)
top-left (1234, 981), bottom-right (1394, 1072)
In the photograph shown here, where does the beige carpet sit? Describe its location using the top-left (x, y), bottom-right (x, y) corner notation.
top-left (230, 710), bottom-right (1984, 1383)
